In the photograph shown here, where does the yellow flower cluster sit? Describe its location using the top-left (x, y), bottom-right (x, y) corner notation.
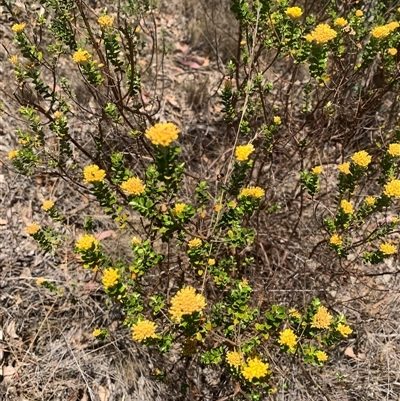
top-left (174, 203), bottom-right (186, 214)
top-left (388, 143), bottom-right (400, 156)
top-left (380, 242), bottom-right (396, 255)
top-left (312, 305), bottom-right (333, 329)
top-left (355, 10), bottom-right (363, 17)
top-left (334, 17), bottom-right (348, 28)
top-left (207, 258), bottom-right (216, 266)
top-left (8, 150), bottom-right (19, 160)
top-left (169, 286), bottom-right (206, 321)
top-left (278, 328), bottom-right (297, 350)
top-left (338, 162), bottom-right (351, 174)
top-left (315, 350), bottom-right (328, 362)
top-left (93, 328), bottom-right (102, 337)
top-left (235, 144), bottom-right (255, 162)
top-left (241, 357), bottom-right (269, 382)
top-left (145, 122), bottom-right (180, 146)
top-left (388, 48), bottom-right (398, 56)
top-left (36, 277), bottom-right (45, 286)
top-left (337, 323), bottom-right (353, 337)
top-left (75, 234), bottom-right (99, 251)
top-left (83, 165), bottom-right (106, 183)
top-left (273, 116), bottom-right (281, 125)
top-left (365, 196), bottom-right (376, 206)
top-left (98, 15), bottom-right (114, 28)
top-left (73, 49), bottom-right (92, 64)
top-left (120, 177), bottom-right (146, 195)
top-left (132, 320), bottom-right (158, 342)
top-left (214, 204), bottom-right (222, 212)
top-left (41, 200), bottom-right (54, 211)
top-left (188, 238), bottom-right (202, 248)
top-left (371, 21), bottom-right (399, 39)
top-left (306, 24), bottom-right (337, 44)
top-left (240, 186), bottom-right (265, 198)
top-left (289, 308), bottom-right (302, 319)
top-left (26, 223), bottom-right (41, 235)
top-left (329, 234), bottom-right (343, 246)
top-left (12, 23), bottom-right (26, 33)
top-left (285, 6), bottom-right (303, 19)
top-left (226, 351), bottom-right (243, 369)
top-left (54, 111), bottom-right (63, 119)
top-left (351, 150), bottom-right (371, 167)
top-left (102, 268), bottom-right (120, 289)
top-left (340, 199), bottom-right (354, 215)
top-left (384, 179), bottom-right (400, 197)
top-left (312, 166), bottom-right (323, 175)
top-left (131, 236), bottom-right (142, 244)
top-left (9, 55), bottom-right (18, 64)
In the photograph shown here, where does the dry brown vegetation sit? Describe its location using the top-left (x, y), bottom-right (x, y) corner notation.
top-left (1, 0), bottom-right (400, 400)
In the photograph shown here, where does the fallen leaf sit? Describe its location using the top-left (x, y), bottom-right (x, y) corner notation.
top-left (344, 346), bottom-right (365, 361)
top-left (95, 230), bottom-right (117, 241)
top-left (178, 59), bottom-right (201, 69)
top-left (98, 385), bottom-right (110, 401)
top-left (6, 321), bottom-right (19, 339)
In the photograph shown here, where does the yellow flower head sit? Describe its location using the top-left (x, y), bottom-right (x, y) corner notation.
top-left (285, 6), bottom-right (303, 19)
top-left (8, 150), bottom-right (19, 160)
top-left (132, 320), bottom-right (158, 342)
top-left (278, 328), bottom-right (297, 350)
top-left (9, 55), bottom-right (19, 64)
top-left (329, 234), bottom-right (343, 246)
top-left (240, 186), bottom-right (265, 199)
top-left (41, 200), bottom-right (54, 211)
top-left (235, 144), bottom-right (255, 162)
top-left (75, 234), bottom-right (99, 251)
top-left (315, 350), bottom-right (328, 363)
top-left (338, 162), bottom-right (351, 174)
top-left (120, 177), bottom-right (146, 195)
top-left (340, 199), bottom-right (354, 215)
top-left (188, 238), bottom-right (202, 248)
top-left (351, 150), bottom-right (371, 167)
top-left (169, 286), bottom-right (206, 322)
top-left (83, 165), bottom-right (106, 183)
top-left (386, 21), bottom-right (400, 31)
top-left (308, 24), bottom-right (337, 44)
top-left (54, 111), bottom-right (63, 119)
top-left (355, 10), bottom-right (363, 17)
top-left (98, 15), bottom-right (114, 28)
top-left (388, 143), bottom-right (400, 156)
top-left (337, 323), bottom-right (353, 337)
top-left (380, 242), bottom-right (396, 255)
top-left (207, 258), bottom-right (216, 266)
top-left (73, 48), bottom-right (92, 64)
top-left (214, 204), bottom-right (222, 212)
top-left (289, 308), bottom-right (302, 320)
top-left (36, 277), bottom-right (45, 286)
top-left (145, 122), bottom-right (180, 146)
top-left (311, 305), bottom-right (333, 329)
top-left (334, 17), bottom-right (348, 28)
top-left (371, 25), bottom-right (391, 39)
top-left (384, 179), bottom-right (400, 197)
top-left (102, 268), bottom-right (120, 289)
top-left (226, 351), bottom-right (243, 369)
top-left (312, 166), bottom-right (323, 175)
top-left (93, 328), bottom-right (102, 337)
top-left (273, 116), bottom-right (281, 125)
top-left (174, 203), bottom-right (186, 214)
top-left (12, 23), bottom-right (26, 33)
top-left (365, 196), bottom-right (376, 206)
top-left (392, 216), bottom-right (400, 223)
top-left (388, 48), bottom-right (398, 56)
top-left (131, 236), bottom-right (142, 245)
top-left (241, 357), bottom-right (269, 381)
top-left (26, 223), bottom-right (41, 235)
